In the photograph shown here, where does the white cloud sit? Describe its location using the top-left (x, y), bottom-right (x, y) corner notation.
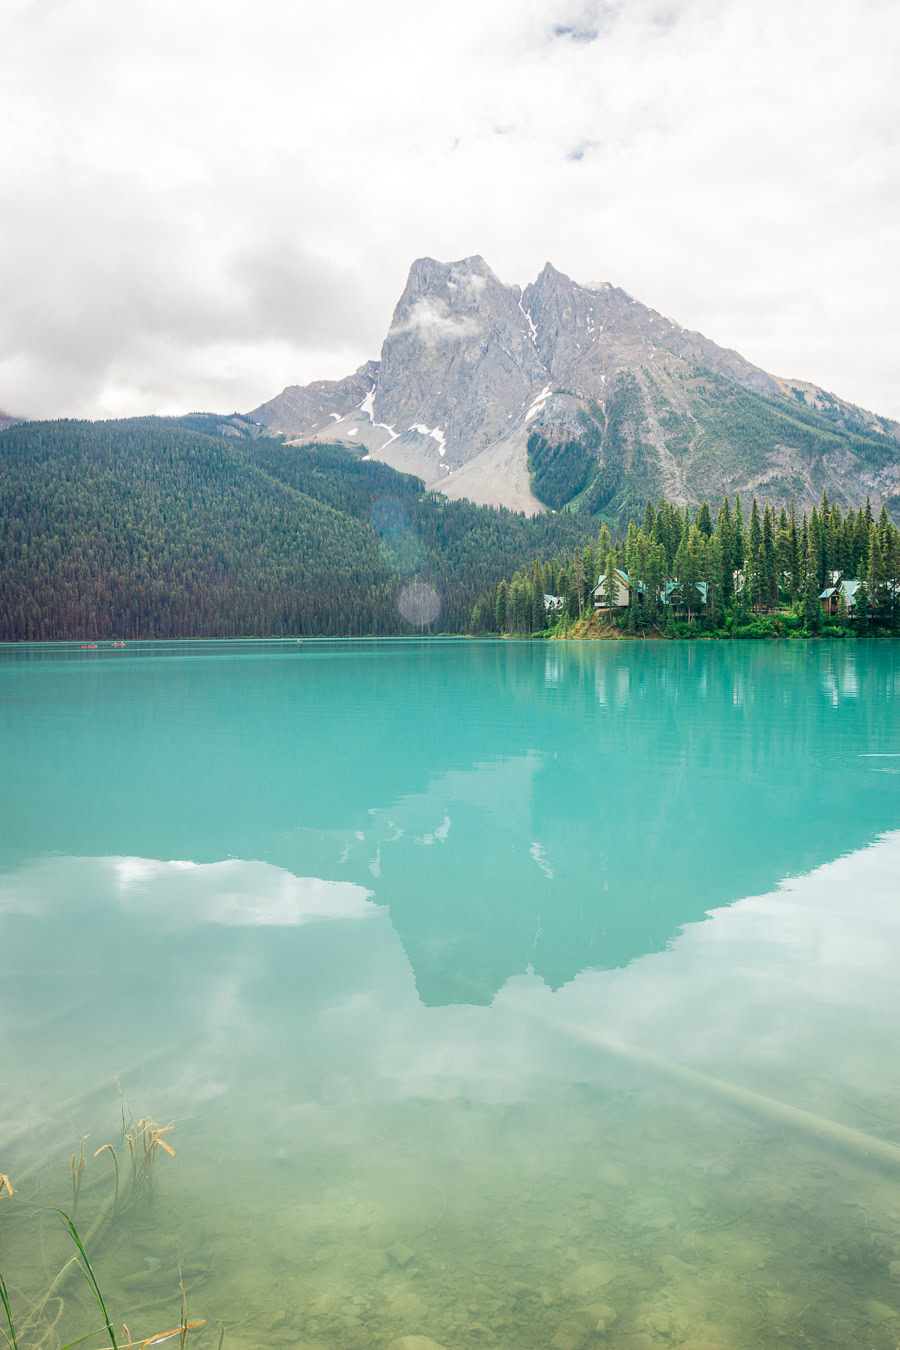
top-left (0, 0), bottom-right (897, 419)
top-left (112, 857), bottom-right (376, 928)
top-left (389, 297), bottom-right (482, 345)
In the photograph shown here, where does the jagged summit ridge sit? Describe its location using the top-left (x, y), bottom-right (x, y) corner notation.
top-left (249, 257), bottom-right (900, 519)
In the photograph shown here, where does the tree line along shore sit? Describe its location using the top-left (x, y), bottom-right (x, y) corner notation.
top-left (2, 418), bottom-right (899, 642)
top-left (473, 493), bottom-right (900, 640)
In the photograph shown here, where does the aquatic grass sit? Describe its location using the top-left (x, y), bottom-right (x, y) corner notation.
top-left (179, 1269), bottom-right (187, 1350)
top-left (70, 1137), bottom-right (90, 1214)
top-left (113, 1082), bottom-right (175, 1203)
top-left (53, 1208), bottom-right (119, 1350)
top-left (0, 1270), bottom-right (19, 1350)
top-left (3, 1103), bottom-right (205, 1350)
top-left (93, 1146), bottom-right (120, 1216)
top-left (123, 1119), bottom-right (174, 1198)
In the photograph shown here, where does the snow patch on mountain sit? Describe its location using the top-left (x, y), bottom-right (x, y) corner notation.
top-left (518, 300), bottom-right (538, 345)
top-left (410, 423), bottom-right (447, 457)
top-left (525, 385), bottom-right (553, 423)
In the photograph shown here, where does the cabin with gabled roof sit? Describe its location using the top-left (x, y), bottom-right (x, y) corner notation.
top-left (592, 569), bottom-right (631, 609)
top-left (819, 578), bottom-right (859, 615)
top-left (662, 580), bottom-right (708, 609)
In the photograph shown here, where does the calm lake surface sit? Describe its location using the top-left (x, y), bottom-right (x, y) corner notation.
top-left (2, 639), bottom-right (900, 1350)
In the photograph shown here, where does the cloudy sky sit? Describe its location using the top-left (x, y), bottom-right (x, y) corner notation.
top-left (1, 0), bottom-right (898, 421)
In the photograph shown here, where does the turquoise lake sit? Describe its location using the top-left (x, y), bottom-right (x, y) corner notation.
top-left (2, 638), bottom-right (900, 1350)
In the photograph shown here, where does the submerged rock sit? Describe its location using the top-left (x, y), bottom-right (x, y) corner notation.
top-left (659, 1254), bottom-right (695, 1277)
top-left (550, 1312), bottom-right (593, 1350)
top-left (562, 1261), bottom-right (616, 1297)
top-left (387, 1291), bottom-right (428, 1325)
top-left (581, 1302), bottom-right (616, 1330)
top-left (388, 1241), bottom-right (416, 1267)
top-left (865, 1299), bottom-right (898, 1324)
top-left (307, 1291), bottom-right (339, 1316)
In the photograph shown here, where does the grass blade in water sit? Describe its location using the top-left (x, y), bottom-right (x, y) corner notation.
top-left (53, 1209), bottom-right (118, 1350)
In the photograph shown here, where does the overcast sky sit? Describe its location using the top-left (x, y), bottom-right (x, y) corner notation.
top-left (1, 0), bottom-right (898, 422)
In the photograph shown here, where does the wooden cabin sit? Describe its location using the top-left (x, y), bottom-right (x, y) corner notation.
top-left (819, 578), bottom-right (859, 616)
top-left (661, 580), bottom-right (708, 609)
top-left (593, 569), bottom-right (630, 609)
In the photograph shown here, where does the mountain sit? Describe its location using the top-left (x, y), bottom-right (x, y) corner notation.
top-left (250, 257), bottom-right (900, 522)
top-left (0, 409), bottom-right (22, 431)
top-left (0, 417), bottom-right (598, 641)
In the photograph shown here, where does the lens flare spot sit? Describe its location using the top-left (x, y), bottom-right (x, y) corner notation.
top-left (398, 580), bottom-right (441, 628)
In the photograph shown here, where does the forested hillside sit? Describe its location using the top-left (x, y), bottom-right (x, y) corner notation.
top-left (527, 369), bottom-right (900, 528)
top-left (0, 419), bottom-right (597, 640)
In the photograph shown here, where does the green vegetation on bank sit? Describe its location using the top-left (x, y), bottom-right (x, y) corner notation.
top-left (473, 492), bottom-right (900, 640)
top-left (3, 417), bottom-right (899, 642)
top-left (0, 418), bottom-right (599, 640)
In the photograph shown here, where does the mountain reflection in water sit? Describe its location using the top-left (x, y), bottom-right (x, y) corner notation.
top-left (2, 640), bottom-right (900, 1350)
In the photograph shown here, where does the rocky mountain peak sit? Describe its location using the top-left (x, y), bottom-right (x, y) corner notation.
top-left (248, 253), bottom-right (899, 520)
top-left (371, 254), bottom-right (547, 466)
top-left (387, 255), bottom-right (509, 341)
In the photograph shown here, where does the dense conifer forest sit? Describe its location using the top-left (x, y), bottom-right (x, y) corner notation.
top-left (3, 418), bottom-right (898, 642)
top-left (0, 418), bottom-right (598, 640)
top-left (478, 493), bottom-right (900, 639)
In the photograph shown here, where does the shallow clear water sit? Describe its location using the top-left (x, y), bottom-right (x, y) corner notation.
top-left (2, 638), bottom-right (900, 1350)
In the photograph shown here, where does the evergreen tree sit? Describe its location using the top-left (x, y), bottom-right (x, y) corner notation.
top-left (573, 550), bottom-right (585, 616)
top-left (706, 533), bottom-right (723, 624)
top-left (495, 579), bottom-right (508, 633)
top-left (867, 525), bottom-right (889, 616)
top-left (762, 504), bottom-right (777, 609)
top-left (716, 498), bottom-right (735, 603)
top-left (533, 587), bottom-right (547, 632)
top-left (788, 501), bottom-right (802, 601)
top-left (563, 567), bottom-right (579, 620)
top-left (648, 540), bottom-right (666, 619)
top-left (582, 544), bottom-right (596, 608)
top-left (733, 495), bottom-right (746, 572)
top-left (602, 551), bottom-right (620, 615)
top-left (746, 498), bottom-right (763, 609)
top-left (678, 525), bottom-right (706, 620)
top-left (854, 578), bottom-right (869, 634)
top-left (852, 509), bottom-right (870, 575)
top-left (803, 530), bottom-right (822, 633)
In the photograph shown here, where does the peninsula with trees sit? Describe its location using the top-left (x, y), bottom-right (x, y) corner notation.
top-left (477, 493), bottom-right (900, 640)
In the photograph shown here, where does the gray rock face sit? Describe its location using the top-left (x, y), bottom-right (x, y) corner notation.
top-left (248, 256), bottom-right (900, 518)
top-left (375, 255), bottom-right (548, 461)
top-left (521, 262), bottom-right (781, 399)
top-left (251, 359), bottom-right (379, 438)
